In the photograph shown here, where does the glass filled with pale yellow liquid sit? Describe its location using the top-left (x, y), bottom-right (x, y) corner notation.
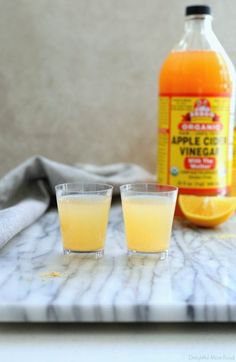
top-left (55, 183), bottom-right (113, 256)
top-left (120, 184), bottom-right (178, 259)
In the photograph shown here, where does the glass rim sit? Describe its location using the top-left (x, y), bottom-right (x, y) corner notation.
top-left (120, 183), bottom-right (178, 193)
top-left (55, 182), bottom-right (113, 193)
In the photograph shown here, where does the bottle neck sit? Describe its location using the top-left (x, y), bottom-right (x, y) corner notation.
top-left (184, 15), bottom-right (213, 35)
top-left (174, 14), bottom-right (220, 51)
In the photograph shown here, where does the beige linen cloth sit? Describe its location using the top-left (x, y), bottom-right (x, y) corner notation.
top-left (0, 156), bottom-right (154, 248)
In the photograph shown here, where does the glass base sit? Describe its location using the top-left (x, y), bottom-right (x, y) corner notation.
top-left (63, 249), bottom-right (104, 258)
top-left (128, 249), bottom-right (168, 260)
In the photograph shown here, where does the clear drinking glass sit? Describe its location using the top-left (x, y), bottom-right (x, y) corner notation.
top-left (55, 183), bottom-right (113, 256)
top-left (120, 184), bottom-right (178, 259)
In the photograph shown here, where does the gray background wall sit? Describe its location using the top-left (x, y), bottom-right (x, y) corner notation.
top-left (0, 0), bottom-right (235, 176)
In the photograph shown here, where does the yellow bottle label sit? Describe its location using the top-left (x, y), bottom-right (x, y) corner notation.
top-left (157, 96), bottom-right (232, 195)
top-left (231, 127), bottom-right (236, 196)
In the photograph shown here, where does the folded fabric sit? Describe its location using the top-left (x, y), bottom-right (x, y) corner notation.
top-left (0, 156), bottom-right (154, 249)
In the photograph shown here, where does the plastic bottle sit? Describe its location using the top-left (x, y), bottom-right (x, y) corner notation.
top-left (157, 5), bottom-right (236, 213)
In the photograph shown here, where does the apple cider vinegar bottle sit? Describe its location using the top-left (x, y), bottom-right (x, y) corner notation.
top-left (157, 5), bottom-right (236, 212)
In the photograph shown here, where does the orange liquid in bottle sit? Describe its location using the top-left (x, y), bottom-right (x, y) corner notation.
top-left (160, 50), bottom-right (232, 98)
top-left (159, 50), bottom-right (233, 215)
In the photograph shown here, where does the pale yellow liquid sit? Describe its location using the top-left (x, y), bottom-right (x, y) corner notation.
top-left (121, 195), bottom-right (176, 253)
top-left (57, 195), bottom-right (111, 252)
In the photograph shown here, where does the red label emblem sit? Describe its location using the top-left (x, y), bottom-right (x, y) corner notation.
top-left (179, 99), bottom-right (222, 131)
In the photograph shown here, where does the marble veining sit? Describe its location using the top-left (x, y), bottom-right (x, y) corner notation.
top-left (0, 203), bottom-right (236, 322)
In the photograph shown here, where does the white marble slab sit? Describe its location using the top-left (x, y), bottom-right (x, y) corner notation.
top-left (1, 203), bottom-right (236, 322)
